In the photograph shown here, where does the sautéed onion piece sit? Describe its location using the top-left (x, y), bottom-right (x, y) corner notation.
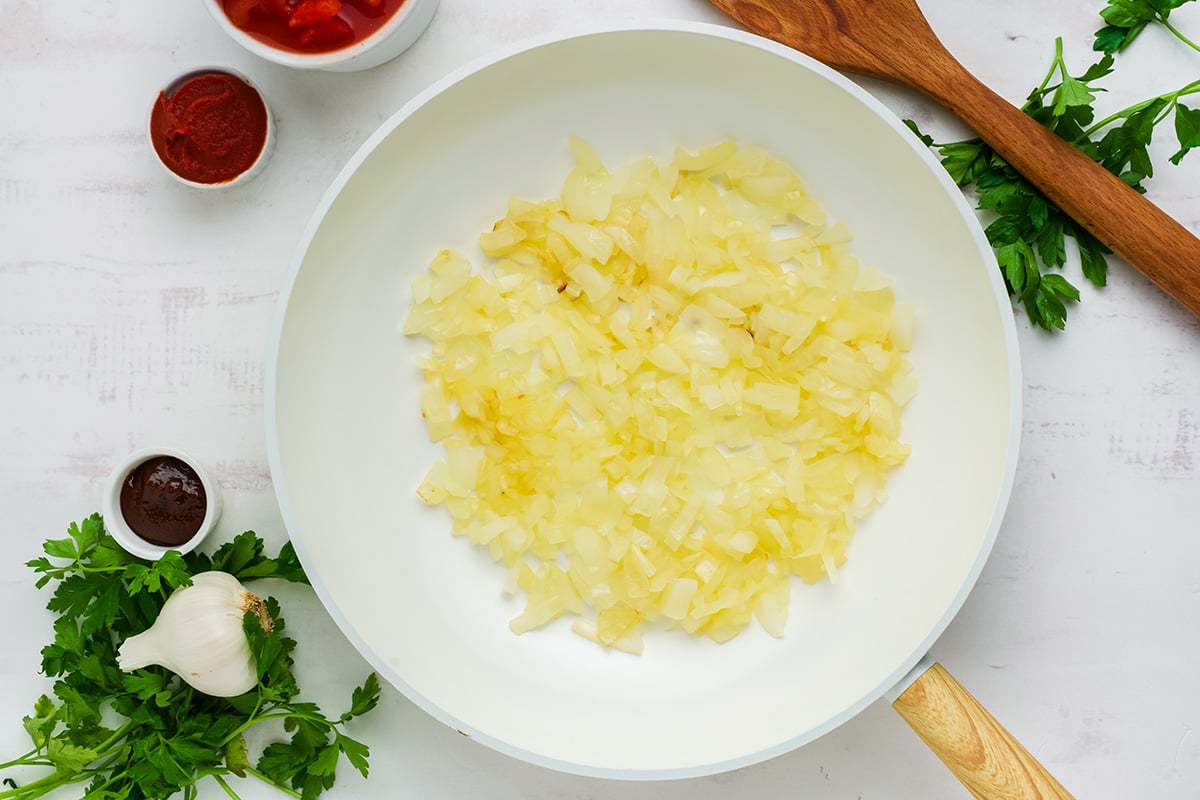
top-left (404, 140), bottom-right (916, 653)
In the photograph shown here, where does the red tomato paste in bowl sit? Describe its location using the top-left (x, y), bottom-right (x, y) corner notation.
top-left (219, 0), bottom-right (408, 54)
top-left (149, 70), bottom-right (271, 186)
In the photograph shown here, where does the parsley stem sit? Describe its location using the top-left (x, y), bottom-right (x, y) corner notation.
top-left (245, 767), bottom-right (302, 799)
top-left (249, 691), bottom-right (266, 720)
top-left (93, 720), bottom-right (136, 754)
top-left (84, 771), bottom-right (122, 797)
top-left (213, 774), bottom-right (243, 800)
top-left (218, 711), bottom-right (332, 748)
top-left (75, 565), bottom-right (128, 575)
top-left (1161, 15), bottom-right (1200, 54)
top-left (0, 750), bottom-right (39, 771)
top-left (0, 768), bottom-right (85, 800)
top-left (0, 761), bottom-right (53, 772)
top-left (1053, 36), bottom-right (1070, 83)
top-left (1024, 36), bottom-right (1065, 108)
top-left (1079, 80), bottom-right (1200, 138)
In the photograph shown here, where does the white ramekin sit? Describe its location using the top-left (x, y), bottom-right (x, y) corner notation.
top-left (102, 447), bottom-right (222, 561)
top-left (147, 66), bottom-right (276, 189)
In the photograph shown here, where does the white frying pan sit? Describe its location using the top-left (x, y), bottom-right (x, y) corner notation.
top-left (267, 21), bottom-right (1067, 796)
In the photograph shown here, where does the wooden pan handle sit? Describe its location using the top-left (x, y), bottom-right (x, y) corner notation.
top-left (917, 57), bottom-right (1200, 319)
top-left (892, 661), bottom-right (1075, 800)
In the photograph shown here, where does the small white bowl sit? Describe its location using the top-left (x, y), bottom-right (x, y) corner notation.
top-left (148, 66), bottom-right (276, 189)
top-left (102, 448), bottom-right (222, 561)
top-left (202, 0), bottom-right (439, 72)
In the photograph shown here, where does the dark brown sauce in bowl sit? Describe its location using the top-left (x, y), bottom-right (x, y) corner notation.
top-left (119, 456), bottom-right (208, 547)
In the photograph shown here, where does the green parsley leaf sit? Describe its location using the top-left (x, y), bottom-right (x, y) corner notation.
top-left (340, 673), bottom-right (382, 723)
top-left (1078, 53), bottom-right (1117, 83)
top-left (46, 739), bottom-right (99, 775)
top-left (21, 696), bottom-right (57, 750)
top-left (75, 653), bottom-right (123, 694)
top-left (243, 602), bottom-right (284, 682)
top-left (995, 241), bottom-right (1038, 296)
top-left (198, 531), bottom-right (309, 585)
top-left (1094, 98), bottom-right (1167, 191)
top-left (1074, 226), bottom-right (1112, 287)
top-left (236, 541), bottom-right (308, 584)
top-left (1035, 214), bottom-right (1067, 268)
top-left (1105, 0), bottom-right (1174, 27)
top-left (88, 541), bottom-right (132, 570)
top-left (122, 671), bottom-right (169, 701)
top-left (1099, 0), bottom-right (1158, 30)
top-left (334, 733), bottom-right (371, 779)
top-left (300, 769), bottom-right (336, 800)
top-left (141, 736), bottom-right (193, 786)
top-left (901, 118), bottom-right (935, 147)
top-left (1094, 0), bottom-right (1197, 51)
top-left (258, 741), bottom-right (309, 786)
top-left (284, 709), bottom-right (330, 754)
top-left (206, 530), bottom-right (265, 575)
top-left (125, 552), bottom-right (191, 596)
top-left (938, 140), bottom-right (990, 185)
top-left (46, 574), bottom-right (97, 620)
top-left (1094, 24), bottom-right (1136, 52)
top-left (1026, 195), bottom-right (1050, 230)
top-left (79, 580), bottom-right (122, 637)
top-left (52, 681), bottom-right (103, 728)
top-left (307, 744), bottom-right (340, 778)
top-left (1052, 72), bottom-right (1099, 117)
top-left (1034, 273), bottom-right (1082, 330)
top-left (60, 724), bottom-right (116, 752)
top-left (71, 515), bottom-right (104, 555)
top-left (42, 537), bottom-right (78, 561)
top-left (977, 176), bottom-right (1027, 216)
top-left (27, 557), bottom-right (56, 589)
top-left (1170, 102), bottom-right (1200, 164)
top-left (223, 736), bottom-right (250, 779)
top-left (51, 616), bottom-right (85, 659)
top-left (1040, 272), bottom-right (1083, 302)
top-left (39, 644), bottom-right (68, 679)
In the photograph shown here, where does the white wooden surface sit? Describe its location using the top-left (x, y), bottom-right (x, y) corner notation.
top-left (2, 0), bottom-right (1199, 797)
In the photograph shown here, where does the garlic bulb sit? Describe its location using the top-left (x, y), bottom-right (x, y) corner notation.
top-left (117, 571), bottom-right (271, 697)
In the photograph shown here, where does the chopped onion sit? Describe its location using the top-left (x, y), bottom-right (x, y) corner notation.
top-left (405, 140), bottom-right (915, 652)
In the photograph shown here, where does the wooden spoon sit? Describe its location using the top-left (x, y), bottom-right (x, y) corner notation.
top-left (709, 0), bottom-right (1200, 320)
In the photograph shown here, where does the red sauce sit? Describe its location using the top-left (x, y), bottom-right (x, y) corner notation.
top-left (149, 72), bottom-right (269, 185)
top-left (220, 0), bottom-right (408, 54)
top-left (119, 456), bottom-right (208, 548)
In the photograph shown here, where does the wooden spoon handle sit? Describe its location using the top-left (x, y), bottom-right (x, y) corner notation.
top-left (892, 661), bottom-right (1075, 800)
top-left (919, 59), bottom-right (1200, 317)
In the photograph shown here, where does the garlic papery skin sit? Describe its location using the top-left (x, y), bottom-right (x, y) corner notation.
top-left (117, 571), bottom-right (269, 697)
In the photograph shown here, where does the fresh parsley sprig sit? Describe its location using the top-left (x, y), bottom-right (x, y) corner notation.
top-left (906, 3), bottom-right (1200, 330)
top-left (4, 515), bottom-right (381, 800)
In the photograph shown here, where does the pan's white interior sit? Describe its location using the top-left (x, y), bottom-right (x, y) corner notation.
top-left (267, 24), bottom-right (1021, 780)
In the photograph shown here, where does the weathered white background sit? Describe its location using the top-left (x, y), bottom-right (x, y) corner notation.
top-left (2, 0), bottom-right (1199, 797)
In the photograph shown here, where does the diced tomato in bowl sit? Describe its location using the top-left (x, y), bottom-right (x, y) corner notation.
top-left (202, 0), bottom-right (437, 71)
